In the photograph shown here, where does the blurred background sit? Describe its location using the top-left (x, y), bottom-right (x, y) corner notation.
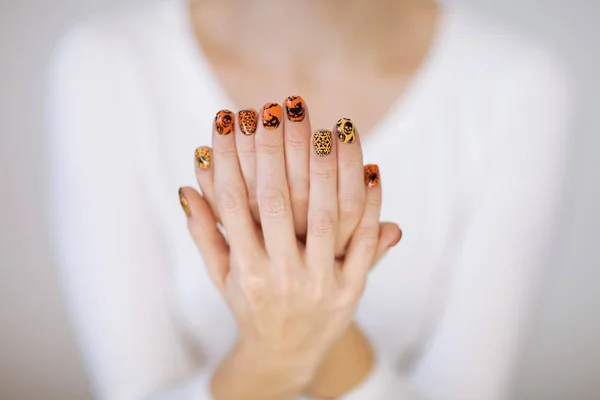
top-left (0, 0), bottom-right (599, 399)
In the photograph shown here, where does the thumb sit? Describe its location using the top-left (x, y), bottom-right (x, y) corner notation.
top-left (370, 222), bottom-right (402, 270)
top-left (179, 187), bottom-right (230, 289)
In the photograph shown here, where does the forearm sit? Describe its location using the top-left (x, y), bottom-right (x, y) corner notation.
top-left (211, 341), bottom-right (320, 400)
top-left (305, 323), bottom-right (374, 398)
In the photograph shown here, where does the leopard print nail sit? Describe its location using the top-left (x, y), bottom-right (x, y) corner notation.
top-left (364, 164), bottom-right (380, 188)
top-left (215, 110), bottom-right (234, 135)
top-left (195, 147), bottom-right (211, 169)
top-left (262, 103), bottom-right (282, 130)
top-left (285, 96), bottom-right (305, 122)
top-left (313, 130), bottom-right (333, 157)
top-left (336, 118), bottom-right (356, 144)
top-left (238, 109), bottom-right (258, 135)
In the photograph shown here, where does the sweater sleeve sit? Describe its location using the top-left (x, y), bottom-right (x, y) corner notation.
top-left (316, 49), bottom-right (571, 400)
top-left (47, 24), bottom-right (218, 400)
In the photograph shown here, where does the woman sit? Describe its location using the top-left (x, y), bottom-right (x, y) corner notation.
top-left (48, 0), bottom-right (570, 399)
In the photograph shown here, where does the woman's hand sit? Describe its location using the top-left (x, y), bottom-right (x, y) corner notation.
top-left (179, 99), bottom-right (400, 399)
top-left (192, 97), bottom-right (401, 256)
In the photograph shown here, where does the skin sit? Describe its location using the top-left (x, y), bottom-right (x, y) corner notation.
top-left (183, 0), bottom-right (438, 398)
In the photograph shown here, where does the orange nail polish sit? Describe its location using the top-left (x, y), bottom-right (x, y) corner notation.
top-left (364, 164), bottom-right (380, 188)
top-left (215, 110), bottom-right (234, 135)
top-left (179, 187), bottom-right (191, 217)
top-left (285, 96), bottom-right (306, 122)
top-left (195, 147), bottom-right (211, 169)
top-left (238, 109), bottom-right (258, 135)
top-left (262, 103), bottom-right (282, 130)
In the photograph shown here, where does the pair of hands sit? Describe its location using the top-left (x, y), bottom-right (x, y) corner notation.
top-left (179, 96), bottom-right (401, 397)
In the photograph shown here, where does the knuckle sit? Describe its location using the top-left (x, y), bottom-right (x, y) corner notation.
top-left (311, 167), bottom-right (336, 181)
top-left (286, 132), bottom-right (309, 150)
top-left (355, 226), bottom-right (379, 250)
top-left (239, 275), bottom-right (270, 311)
top-left (366, 195), bottom-right (382, 207)
top-left (255, 138), bottom-right (282, 155)
top-left (339, 160), bottom-right (363, 171)
top-left (213, 146), bottom-right (238, 158)
top-left (308, 210), bottom-right (336, 237)
top-left (219, 186), bottom-right (245, 214)
top-left (257, 187), bottom-right (287, 219)
top-left (338, 191), bottom-right (364, 215)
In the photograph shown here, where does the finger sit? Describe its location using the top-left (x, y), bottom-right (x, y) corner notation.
top-left (370, 222), bottom-right (403, 270)
top-left (283, 96), bottom-right (310, 239)
top-left (306, 128), bottom-right (338, 276)
top-left (255, 102), bottom-right (298, 261)
top-left (334, 118), bottom-right (365, 257)
top-left (236, 109), bottom-right (260, 224)
top-left (178, 187), bottom-right (229, 289)
top-left (194, 146), bottom-right (221, 222)
top-left (212, 109), bottom-right (260, 254)
top-left (343, 164), bottom-right (381, 289)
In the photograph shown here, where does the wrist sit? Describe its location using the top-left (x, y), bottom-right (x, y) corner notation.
top-left (305, 323), bottom-right (374, 398)
top-left (211, 340), bottom-right (321, 400)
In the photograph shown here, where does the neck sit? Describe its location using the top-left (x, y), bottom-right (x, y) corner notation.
top-left (191, 0), bottom-right (436, 68)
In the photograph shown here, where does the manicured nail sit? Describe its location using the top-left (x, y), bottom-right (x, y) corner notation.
top-left (336, 118), bottom-right (356, 144)
top-left (364, 164), bottom-right (380, 187)
top-left (388, 228), bottom-right (403, 247)
top-left (179, 187), bottom-right (191, 217)
top-left (215, 110), bottom-right (234, 135)
top-left (238, 109), bottom-right (258, 135)
top-left (313, 130), bottom-right (333, 157)
top-left (285, 96), bottom-right (306, 122)
top-left (195, 146), bottom-right (211, 169)
top-left (262, 103), bottom-right (282, 130)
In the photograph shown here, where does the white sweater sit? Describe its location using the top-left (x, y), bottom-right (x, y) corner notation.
top-left (47, 1), bottom-right (571, 399)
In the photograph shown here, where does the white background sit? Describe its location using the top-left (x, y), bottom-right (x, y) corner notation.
top-left (0, 0), bottom-right (598, 399)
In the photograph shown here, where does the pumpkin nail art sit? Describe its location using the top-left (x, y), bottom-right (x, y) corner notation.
top-left (336, 118), bottom-right (356, 144)
top-left (238, 109), bottom-right (258, 135)
top-left (215, 110), bottom-right (234, 135)
top-left (262, 103), bottom-right (282, 130)
top-left (285, 96), bottom-right (306, 122)
top-left (313, 130), bottom-right (333, 157)
top-left (364, 164), bottom-right (380, 188)
top-left (195, 147), bottom-right (211, 169)
top-left (179, 187), bottom-right (191, 217)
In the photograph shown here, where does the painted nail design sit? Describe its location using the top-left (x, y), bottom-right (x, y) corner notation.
top-left (179, 187), bottom-right (191, 217)
top-left (215, 110), bottom-right (234, 135)
top-left (364, 164), bottom-right (380, 188)
top-left (195, 147), bottom-right (211, 169)
top-left (285, 96), bottom-right (306, 122)
top-left (262, 103), bottom-right (282, 130)
top-left (336, 118), bottom-right (356, 144)
top-left (313, 130), bottom-right (333, 157)
top-left (238, 109), bottom-right (258, 135)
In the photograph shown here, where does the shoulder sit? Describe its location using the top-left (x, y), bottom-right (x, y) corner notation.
top-left (443, 6), bottom-right (570, 100)
top-left (49, 1), bottom-right (183, 87)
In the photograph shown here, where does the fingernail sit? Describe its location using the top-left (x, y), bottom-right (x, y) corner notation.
top-left (215, 110), bottom-right (234, 135)
top-left (364, 164), bottom-right (380, 187)
top-left (313, 130), bottom-right (333, 157)
top-left (179, 187), bottom-right (191, 217)
top-left (195, 146), bottom-right (211, 169)
top-left (388, 228), bottom-right (403, 247)
top-left (336, 118), bottom-right (356, 144)
top-left (238, 109), bottom-right (258, 135)
top-left (262, 103), bottom-right (282, 130)
top-left (285, 96), bottom-right (306, 122)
